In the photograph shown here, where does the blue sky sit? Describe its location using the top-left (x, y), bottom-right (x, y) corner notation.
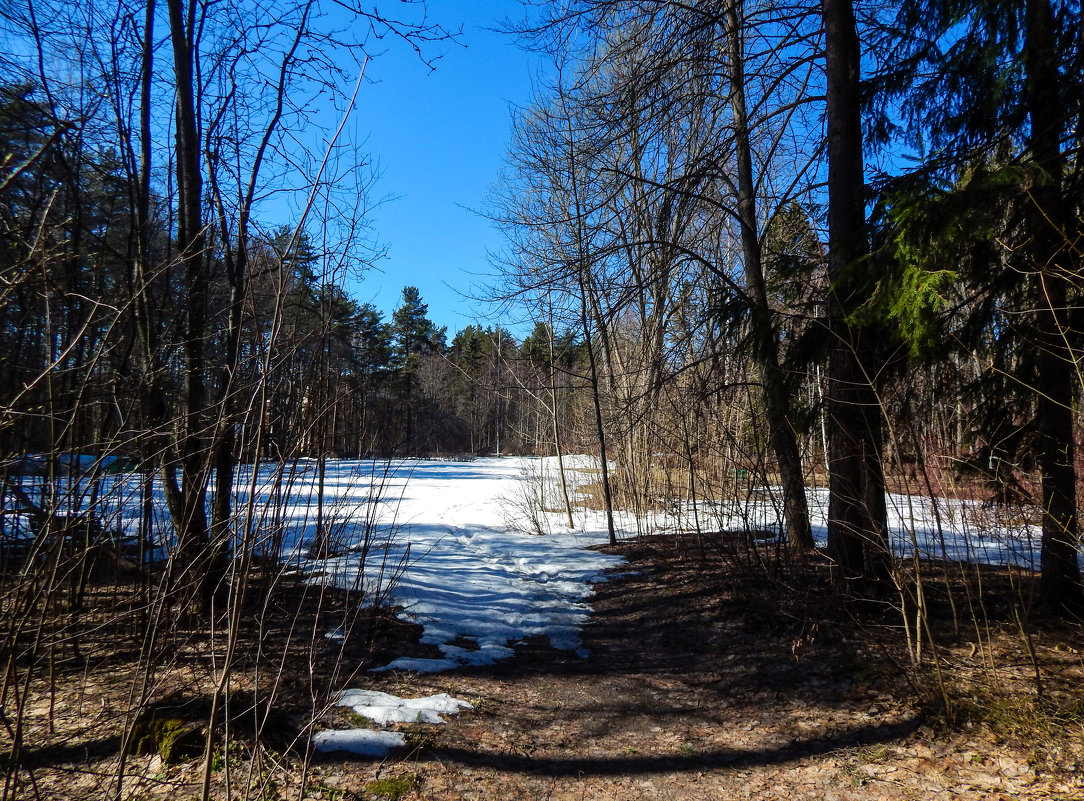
top-left (343, 1), bottom-right (539, 339)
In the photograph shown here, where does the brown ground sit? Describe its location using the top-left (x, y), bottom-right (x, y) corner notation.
top-left (9, 535), bottom-right (1084, 800)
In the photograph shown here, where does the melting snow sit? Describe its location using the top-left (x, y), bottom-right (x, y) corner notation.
top-left (8, 452), bottom-right (1068, 758)
top-left (311, 729), bottom-right (407, 757)
top-left (312, 689), bottom-right (473, 757)
top-left (291, 457), bottom-right (626, 672)
top-left (333, 689), bottom-right (472, 725)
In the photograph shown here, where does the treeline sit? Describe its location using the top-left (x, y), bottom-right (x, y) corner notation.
top-left (0, 68), bottom-right (641, 466)
top-left (0, 96), bottom-right (593, 459)
top-left (0, 82), bottom-right (485, 462)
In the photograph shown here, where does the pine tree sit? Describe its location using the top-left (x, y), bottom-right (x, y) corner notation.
top-left (869, 0), bottom-right (1083, 613)
top-left (390, 286), bottom-right (446, 371)
top-left (390, 286), bottom-right (446, 451)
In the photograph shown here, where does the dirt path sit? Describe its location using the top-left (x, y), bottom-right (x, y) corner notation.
top-left (309, 538), bottom-right (1083, 801)
top-left (14, 536), bottom-right (1083, 799)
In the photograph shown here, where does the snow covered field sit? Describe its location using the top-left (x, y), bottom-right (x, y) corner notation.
top-left (249, 456), bottom-right (1049, 674)
top-left (282, 457), bottom-right (627, 673)
top-left (3, 455), bottom-right (1052, 659)
top-left (2, 453), bottom-right (1060, 756)
top-left (2, 454), bottom-right (1051, 672)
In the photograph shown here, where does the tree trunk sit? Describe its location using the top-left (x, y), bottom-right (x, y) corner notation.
top-left (724, 0), bottom-right (813, 550)
top-left (579, 268), bottom-right (617, 546)
top-left (822, 0), bottom-right (889, 583)
top-left (1024, 0), bottom-right (1082, 614)
top-left (548, 312), bottom-right (575, 529)
top-left (167, 0), bottom-right (212, 611)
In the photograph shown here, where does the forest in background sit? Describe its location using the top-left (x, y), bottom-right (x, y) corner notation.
top-left (1, 0), bottom-right (1082, 797)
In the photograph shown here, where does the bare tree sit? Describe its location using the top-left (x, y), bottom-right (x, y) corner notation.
top-left (0, 0), bottom-right (455, 796)
top-left (501, 0), bottom-right (827, 547)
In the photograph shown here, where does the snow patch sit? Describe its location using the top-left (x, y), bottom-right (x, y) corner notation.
top-left (311, 728), bottom-right (406, 757)
top-left (312, 689), bottom-right (471, 757)
top-left (289, 457), bottom-right (625, 672)
top-left (334, 689), bottom-right (471, 725)
top-left (370, 656), bottom-right (463, 674)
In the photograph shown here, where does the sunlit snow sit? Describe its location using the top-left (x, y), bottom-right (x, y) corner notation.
top-left (333, 689), bottom-right (472, 725)
top-left (286, 457), bottom-right (627, 672)
top-left (3, 452), bottom-right (1071, 759)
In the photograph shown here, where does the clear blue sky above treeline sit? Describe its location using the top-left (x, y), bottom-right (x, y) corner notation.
top-left (335, 1), bottom-right (540, 340)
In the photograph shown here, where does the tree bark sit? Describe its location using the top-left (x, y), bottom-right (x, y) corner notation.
top-left (167, 0), bottom-right (212, 611)
top-left (724, 0), bottom-right (814, 550)
top-left (1024, 0), bottom-right (1082, 614)
top-left (822, 0), bottom-right (889, 583)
